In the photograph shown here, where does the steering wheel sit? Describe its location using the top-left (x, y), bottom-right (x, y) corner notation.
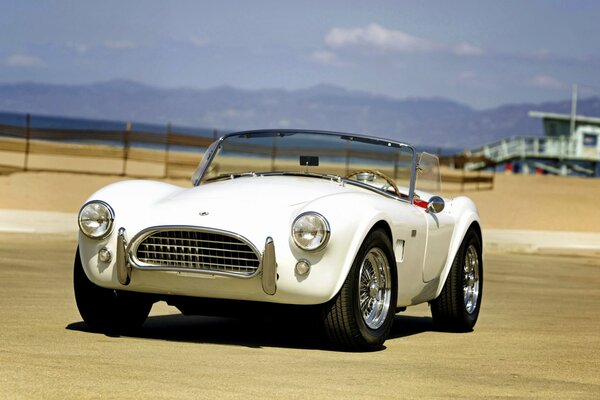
top-left (346, 169), bottom-right (401, 197)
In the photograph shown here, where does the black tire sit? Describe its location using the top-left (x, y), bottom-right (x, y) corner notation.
top-left (430, 229), bottom-right (483, 331)
top-left (322, 229), bottom-right (397, 351)
top-left (73, 248), bottom-right (153, 334)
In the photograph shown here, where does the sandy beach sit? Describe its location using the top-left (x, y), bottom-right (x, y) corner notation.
top-left (2, 164), bottom-right (600, 232)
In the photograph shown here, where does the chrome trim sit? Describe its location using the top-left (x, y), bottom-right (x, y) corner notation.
top-left (261, 237), bottom-right (277, 295)
top-left (343, 179), bottom-right (412, 204)
top-left (116, 227), bottom-right (131, 285)
top-left (427, 196), bottom-right (445, 213)
top-left (408, 148), bottom-right (418, 204)
top-left (77, 200), bottom-right (115, 239)
top-left (191, 138), bottom-right (223, 186)
top-left (128, 226), bottom-right (262, 279)
top-left (291, 211), bottom-right (331, 251)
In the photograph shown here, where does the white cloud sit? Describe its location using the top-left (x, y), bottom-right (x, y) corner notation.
top-left (453, 71), bottom-right (494, 89)
top-left (189, 36), bottom-right (209, 48)
top-left (453, 42), bottom-right (484, 56)
top-left (4, 54), bottom-right (44, 67)
top-left (528, 74), bottom-right (568, 90)
top-left (103, 40), bottom-right (136, 50)
top-left (66, 41), bottom-right (89, 54)
top-left (311, 50), bottom-right (347, 66)
top-left (325, 23), bottom-right (437, 54)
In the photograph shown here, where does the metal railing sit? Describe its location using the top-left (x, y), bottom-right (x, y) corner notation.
top-left (469, 136), bottom-right (578, 162)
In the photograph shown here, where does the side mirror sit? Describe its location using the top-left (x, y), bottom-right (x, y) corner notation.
top-left (427, 196), bottom-right (445, 214)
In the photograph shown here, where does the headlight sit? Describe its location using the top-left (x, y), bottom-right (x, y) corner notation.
top-left (291, 212), bottom-right (330, 251)
top-left (78, 200), bottom-right (114, 239)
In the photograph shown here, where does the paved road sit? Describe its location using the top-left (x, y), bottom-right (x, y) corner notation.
top-left (0, 233), bottom-right (598, 399)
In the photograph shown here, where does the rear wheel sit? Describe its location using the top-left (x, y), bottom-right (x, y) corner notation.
top-left (430, 229), bottom-right (483, 331)
top-left (73, 249), bottom-right (153, 334)
top-left (322, 229), bottom-right (397, 351)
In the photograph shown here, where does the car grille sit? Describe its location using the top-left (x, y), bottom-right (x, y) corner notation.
top-left (133, 229), bottom-right (260, 277)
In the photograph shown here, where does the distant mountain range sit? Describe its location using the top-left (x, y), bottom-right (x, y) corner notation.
top-left (1, 80), bottom-right (600, 148)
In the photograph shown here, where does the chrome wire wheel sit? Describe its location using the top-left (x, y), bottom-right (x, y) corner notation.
top-left (463, 244), bottom-right (480, 314)
top-left (358, 247), bottom-right (392, 330)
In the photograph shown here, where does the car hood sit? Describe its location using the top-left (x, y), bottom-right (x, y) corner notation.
top-left (112, 175), bottom-right (369, 244)
top-left (159, 175), bottom-right (361, 209)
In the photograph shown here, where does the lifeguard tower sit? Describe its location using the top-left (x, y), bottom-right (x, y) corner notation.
top-left (463, 111), bottom-right (600, 177)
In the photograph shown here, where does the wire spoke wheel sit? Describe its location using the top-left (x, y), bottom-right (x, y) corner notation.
top-left (358, 248), bottom-right (391, 330)
top-left (463, 244), bottom-right (480, 314)
top-left (322, 229), bottom-right (396, 350)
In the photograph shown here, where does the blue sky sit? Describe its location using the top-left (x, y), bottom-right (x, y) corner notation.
top-left (1, 0), bottom-right (599, 108)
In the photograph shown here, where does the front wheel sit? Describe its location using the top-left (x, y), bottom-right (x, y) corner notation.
top-left (322, 229), bottom-right (397, 351)
top-left (430, 229), bottom-right (483, 331)
top-left (73, 248), bottom-right (153, 334)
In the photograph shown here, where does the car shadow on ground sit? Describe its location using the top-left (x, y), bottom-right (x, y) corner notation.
top-left (66, 314), bottom-right (450, 351)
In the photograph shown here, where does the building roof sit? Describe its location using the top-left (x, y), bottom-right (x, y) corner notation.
top-left (528, 111), bottom-right (600, 126)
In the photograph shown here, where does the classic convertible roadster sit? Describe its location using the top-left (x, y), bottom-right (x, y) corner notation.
top-left (74, 129), bottom-right (482, 350)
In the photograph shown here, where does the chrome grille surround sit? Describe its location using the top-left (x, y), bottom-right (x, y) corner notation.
top-left (129, 226), bottom-right (261, 278)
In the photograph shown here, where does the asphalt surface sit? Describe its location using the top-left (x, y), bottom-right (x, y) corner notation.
top-left (0, 232), bottom-right (599, 399)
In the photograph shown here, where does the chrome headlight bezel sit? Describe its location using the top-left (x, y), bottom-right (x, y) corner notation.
top-left (78, 200), bottom-right (115, 239)
top-left (291, 212), bottom-right (331, 251)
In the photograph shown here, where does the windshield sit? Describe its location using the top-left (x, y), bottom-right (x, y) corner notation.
top-left (192, 130), bottom-right (416, 200)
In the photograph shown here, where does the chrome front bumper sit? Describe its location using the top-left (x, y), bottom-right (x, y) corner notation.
top-left (116, 228), bottom-right (278, 295)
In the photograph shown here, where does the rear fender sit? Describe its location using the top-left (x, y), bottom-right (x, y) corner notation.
top-left (432, 196), bottom-right (481, 299)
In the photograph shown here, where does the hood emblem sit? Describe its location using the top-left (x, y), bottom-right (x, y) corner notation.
top-left (199, 211), bottom-right (210, 216)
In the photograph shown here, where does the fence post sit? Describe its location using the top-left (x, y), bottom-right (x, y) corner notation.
top-left (164, 122), bottom-right (172, 178)
top-left (24, 113), bottom-right (31, 171)
top-left (122, 121), bottom-right (131, 176)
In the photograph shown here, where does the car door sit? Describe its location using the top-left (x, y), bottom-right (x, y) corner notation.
top-left (422, 210), bottom-right (454, 282)
top-left (414, 152), bottom-right (454, 282)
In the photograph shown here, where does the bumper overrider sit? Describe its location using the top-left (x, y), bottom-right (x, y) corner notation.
top-left (115, 227), bottom-right (278, 296)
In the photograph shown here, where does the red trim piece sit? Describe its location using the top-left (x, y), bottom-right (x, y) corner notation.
top-left (413, 198), bottom-right (429, 209)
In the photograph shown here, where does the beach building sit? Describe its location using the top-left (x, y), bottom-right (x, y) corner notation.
top-left (465, 111), bottom-right (600, 177)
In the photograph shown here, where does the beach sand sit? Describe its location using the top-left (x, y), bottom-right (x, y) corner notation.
top-left (2, 167), bottom-right (600, 232)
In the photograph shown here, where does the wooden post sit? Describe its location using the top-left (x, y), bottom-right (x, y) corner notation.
top-left (24, 113), bottom-right (31, 171)
top-left (122, 121), bottom-right (131, 176)
top-left (270, 136), bottom-right (277, 172)
top-left (164, 122), bottom-right (172, 178)
top-left (345, 141), bottom-right (351, 176)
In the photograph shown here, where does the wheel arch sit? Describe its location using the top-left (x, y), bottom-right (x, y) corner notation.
top-left (368, 219), bottom-right (398, 290)
top-left (432, 197), bottom-right (482, 300)
top-left (370, 220), bottom-right (393, 245)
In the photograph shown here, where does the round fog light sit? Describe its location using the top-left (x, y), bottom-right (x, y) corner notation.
top-left (98, 247), bottom-right (112, 263)
top-left (295, 259), bottom-right (311, 276)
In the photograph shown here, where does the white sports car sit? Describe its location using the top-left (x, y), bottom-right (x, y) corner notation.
top-left (74, 129), bottom-right (482, 350)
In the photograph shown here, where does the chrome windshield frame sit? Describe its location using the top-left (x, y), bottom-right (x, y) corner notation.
top-left (192, 129), bottom-right (418, 203)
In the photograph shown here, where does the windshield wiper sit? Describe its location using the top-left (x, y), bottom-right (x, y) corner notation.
top-left (204, 171), bottom-right (257, 182)
top-left (259, 171), bottom-right (343, 182)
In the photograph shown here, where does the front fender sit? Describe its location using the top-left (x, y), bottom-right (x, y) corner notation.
top-left (283, 192), bottom-right (402, 304)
